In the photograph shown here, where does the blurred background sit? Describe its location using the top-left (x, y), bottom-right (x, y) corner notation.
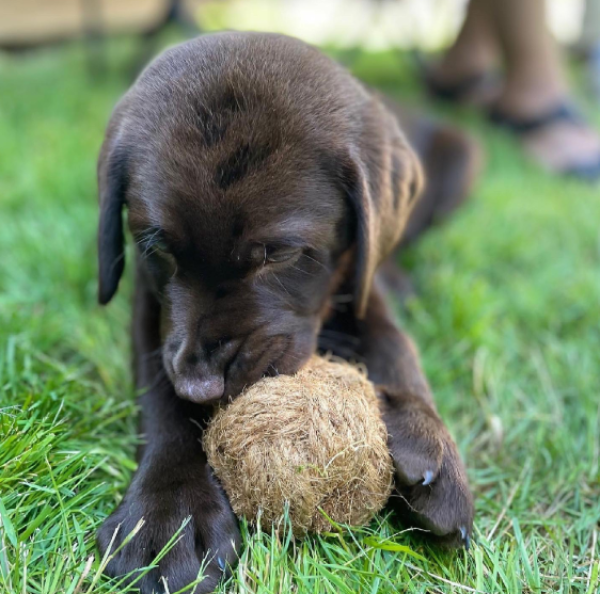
top-left (0, 0), bottom-right (591, 51)
top-left (2, 1), bottom-right (599, 126)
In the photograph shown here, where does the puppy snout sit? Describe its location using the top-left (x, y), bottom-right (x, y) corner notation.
top-left (173, 337), bottom-right (233, 370)
top-left (174, 375), bottom-right (224, 403)
top-left (171, 338), bottom-right (236, 403)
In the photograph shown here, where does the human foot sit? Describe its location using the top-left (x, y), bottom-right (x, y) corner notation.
top-left (489, 101), bottom-right (600, 180)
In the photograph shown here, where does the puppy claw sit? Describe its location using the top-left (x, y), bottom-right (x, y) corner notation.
top-left (422, 470), bottom-right (435, 486)
top-left (460, 526), bottom-right (470, 550)
top-left (217, 557), bottom-right (225, 570)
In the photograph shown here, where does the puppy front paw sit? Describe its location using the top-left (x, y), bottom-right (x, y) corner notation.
top-left (378, 389), bottom-right (474, 547)
top-left (97, 464), bottom-right (240, 594)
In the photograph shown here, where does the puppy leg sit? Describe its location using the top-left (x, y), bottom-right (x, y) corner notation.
top-left (362, 286), bottom-right (474, 544)
top-left (97, 275), bottom-right (240, 594)
top-left (322, 283), bottom-right (473, 545)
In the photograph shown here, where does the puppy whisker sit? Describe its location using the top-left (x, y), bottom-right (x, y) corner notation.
top-left (140, 346), bottom-right (164, 363)
top-left (301, 253), bottom-right (329, 273)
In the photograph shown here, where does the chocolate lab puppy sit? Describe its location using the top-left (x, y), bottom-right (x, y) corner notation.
top-left (96, 32), bottom-right (475, 593)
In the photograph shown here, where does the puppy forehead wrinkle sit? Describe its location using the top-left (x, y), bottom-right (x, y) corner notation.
top-left (252, 216), bottom-right (332, 242)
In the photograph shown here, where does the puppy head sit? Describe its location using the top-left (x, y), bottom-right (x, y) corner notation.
top-left (98, 90), bottom-right (350, 403)
top-left (97, 34), bottom-right (421, 403)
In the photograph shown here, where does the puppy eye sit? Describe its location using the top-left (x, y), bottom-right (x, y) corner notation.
top-left (152, 239), bottom-right (170, 255)
top-left (248, 243), bottom-right (302, 268)
top-left (265, 246), bottom-right (300, 264)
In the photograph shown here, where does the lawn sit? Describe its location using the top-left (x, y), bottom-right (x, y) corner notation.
top-left (1, 36), bottom-right (599, 594)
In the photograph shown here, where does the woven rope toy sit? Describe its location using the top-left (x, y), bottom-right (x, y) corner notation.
top-left (203, 356), bottom-right (393, 535)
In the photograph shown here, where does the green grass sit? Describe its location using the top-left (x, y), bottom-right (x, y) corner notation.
top-left (1, 38), bottom-right (600, 594)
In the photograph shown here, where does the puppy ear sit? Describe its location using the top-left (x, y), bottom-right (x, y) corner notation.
top-left (337, 132), bottom-right (423, 318)
top-left (97, 130), bottom-right (129, 305)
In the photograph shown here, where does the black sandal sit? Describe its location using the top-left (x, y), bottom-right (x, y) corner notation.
top-left (488, 101), bottom-right (600, 181)
top-left (413, 52), bottom-right (500, 105)
top-left (425, 70), bottom-right (500, 104)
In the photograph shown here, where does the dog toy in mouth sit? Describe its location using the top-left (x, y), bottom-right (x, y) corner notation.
top-left (203, 356), bottom-right (393, 535)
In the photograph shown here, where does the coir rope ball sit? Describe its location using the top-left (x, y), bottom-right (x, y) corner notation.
top-left (203, 356), bottom-right (394, 534)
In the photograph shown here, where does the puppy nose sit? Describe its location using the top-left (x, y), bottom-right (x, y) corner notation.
top-left (174, 375), bottom-right (224, 403)
top-left (171, 338), bottom-right (236, 403)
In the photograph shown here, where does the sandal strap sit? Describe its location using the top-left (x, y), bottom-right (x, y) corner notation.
top-left (413, 51), bottom-right (499, 103)
top-left (426, 71), bottom-right (497, 102)
top-left (488, 102), bottom-right (585, 134)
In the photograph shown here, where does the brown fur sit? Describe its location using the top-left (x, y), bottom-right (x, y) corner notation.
top-left (96, 32), bottom-right (475, 593)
